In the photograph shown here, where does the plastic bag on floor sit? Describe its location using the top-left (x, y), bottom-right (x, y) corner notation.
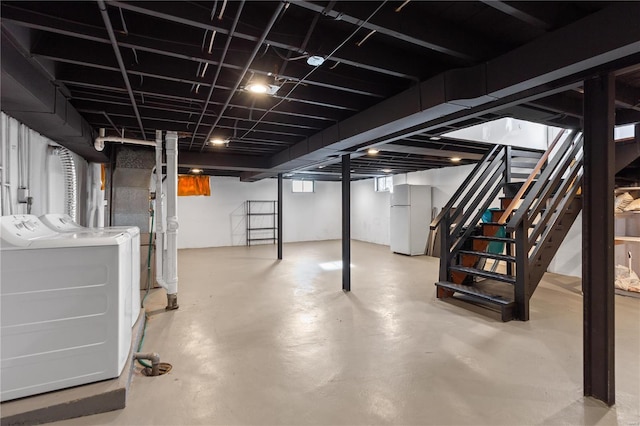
top-left (614, 264), bottom-right (640, 292)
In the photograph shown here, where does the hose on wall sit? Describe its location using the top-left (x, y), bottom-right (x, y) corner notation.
top-left (53, 147), bottom-right (78, 222)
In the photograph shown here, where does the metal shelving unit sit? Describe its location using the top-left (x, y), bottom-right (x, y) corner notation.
top-left (246, 200), bottom-right (277, 246)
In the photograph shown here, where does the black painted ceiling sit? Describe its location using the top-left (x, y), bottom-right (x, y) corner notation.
top-left (1, 1), bottom-right (639, 180)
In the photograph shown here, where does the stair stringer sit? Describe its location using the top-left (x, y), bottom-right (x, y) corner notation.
top-left (527, 197), bottom-right (583, 296)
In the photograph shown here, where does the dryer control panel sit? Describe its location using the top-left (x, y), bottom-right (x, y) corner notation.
top-left (0, 215), bottom-right (59, 247)
top-left (39, 213), bottom-right (83, 231)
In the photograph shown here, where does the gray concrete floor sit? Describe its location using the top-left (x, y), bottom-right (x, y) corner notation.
top-left (53, 240), bottom-right (639, 425)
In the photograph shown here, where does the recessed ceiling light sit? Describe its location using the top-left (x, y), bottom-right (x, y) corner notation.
top-left (318, 165), bottom-right (325, 169)
top-left (450, 157), bottom-right (462, 162)
top-left (190, 168), bottom-right (203, 174)
top-left (244, 82), bottom-right (280, 95)
top-left (209, 138), bottom-right (227, 146)
top-left (307, 55), bottom-right (325, 66)
top-left (367, 148), bottom-right (379, 155)
top-left (430, 136), bottom-right (441, 140)
top-left (246, 82), bottom-right (269, 93)
top-left (382, 168), bottom-right (392, 173)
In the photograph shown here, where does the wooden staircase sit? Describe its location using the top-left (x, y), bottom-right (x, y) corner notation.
top-left (431, 130), bottom-right (584, 321)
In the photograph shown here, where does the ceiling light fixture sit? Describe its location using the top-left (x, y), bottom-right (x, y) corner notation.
top-left (318, 165), bottom-right (325, 169)
top-left (190, 168), bottom-right (203, 174)
top-left (430, 136), bottom-right (441, 141)
top-left (382, 168), bottom-right (392, 173)
top-left (306, 55), bottom-right (325, 67)
top-left (244, 76), bottom-right (281, 95)
top-left (450, 157), bottom-right (462, 163)
top-left (367, 148), bottom-right (380, 155)
top-left (209, 137), bottom-right (228, 146)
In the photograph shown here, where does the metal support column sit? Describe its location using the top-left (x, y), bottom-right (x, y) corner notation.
top-left (582, 73), bottom-right (615, 406)
top-left (342, 154), bottom-right (351, 292)
top-left (277, 173), bottom-right (283, 260)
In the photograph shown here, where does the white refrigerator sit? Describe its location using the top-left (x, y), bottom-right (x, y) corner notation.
top-left (390, 184), bottom-right (432, 255)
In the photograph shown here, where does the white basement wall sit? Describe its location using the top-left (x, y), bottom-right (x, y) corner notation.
top-left (177, 176), bottom-right (341, 248)
top-left (1, 112), bottom-right (88, 221)
top-left (352, 165), bottom-right (475, 247)
top-left (351, 179), bottom-right (390, 245)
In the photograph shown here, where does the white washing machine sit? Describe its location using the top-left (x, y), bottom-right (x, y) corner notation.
top-left (39, 213), bottom-right (141, 327)
top-left (0, 215), bottom-right (132, 402)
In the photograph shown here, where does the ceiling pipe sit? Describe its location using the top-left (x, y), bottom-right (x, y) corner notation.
top-left (188, 0), bottom-right (246, 150)
top-left (97, 0), bottom-right (146, 140)
top-left (198, 1), bottom-right (286, 152)
top-left (94, 128), bottom-right (156, 151)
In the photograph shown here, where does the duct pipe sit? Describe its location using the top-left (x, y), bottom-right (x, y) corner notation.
top-left (154, 130), bottom-right (169, 293)
top-left (164, 131), bottom-right (179, 310)
top-left (133, 352), bottom-right (160, 376)
top-left (54, 147), bottom-right (78, 222)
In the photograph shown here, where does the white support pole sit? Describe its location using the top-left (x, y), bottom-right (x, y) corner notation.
top-left (154, 130), bottom-right (168, 293)
top-left (164, 131), bottom-right (179, 310)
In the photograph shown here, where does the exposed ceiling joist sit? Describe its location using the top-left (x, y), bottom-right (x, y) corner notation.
top-left (290, 1), bottom-right (491, 62)
top-left (479, 1), bottom-right (551, 31)
top-left (241, 2), bottom-right (640, 181)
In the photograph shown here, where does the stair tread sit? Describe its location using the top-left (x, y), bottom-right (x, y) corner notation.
top-left (449, 265), bottom-right (516, 284)
top-left (458, 250), bottom-right (515, 262)
top-left (470, 235), bottom-right (515, 243)
top-left (481, 221), bottom-right (507, 226)
top-left (435, 281), bottom-right (514, 305)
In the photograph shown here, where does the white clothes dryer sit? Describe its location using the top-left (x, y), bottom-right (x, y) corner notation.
top-left (39, 213), bottom-right (141, 327)
top-left (0, 215), bottom-right (132, 402)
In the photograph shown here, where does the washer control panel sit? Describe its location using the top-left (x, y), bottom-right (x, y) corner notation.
top-left (39, 213), bottom-right (83, 231)
top-left (0, 215), bottom-right (59, 247)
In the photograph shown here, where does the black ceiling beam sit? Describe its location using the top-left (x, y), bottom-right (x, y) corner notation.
top-left (2, 5), bottom-right (390, 99)
top-left (526, 92), bottom-right (583, 118)
top-left (479, 1), bottom-right (551, 31)
top-left (380, 142), bottom-right (485, 160)
top-left (56, 66), bottom-right (347, 123)
top-left (71, 98), bottom-right (322, 133)
top-left (241, 2), bottom-right (640, 181)
top-left (290, 1), bottom-right (490, 63)
top-left (86, 112), bottom-right (304, 146)
top-left (615, 81), bottom-right (640, 111)
top-left (78, 107), bottom-right (311, 140)
top-left (31, 35), bottom-right (372, 113)
top-left (64, 79), bottom-right (340, 124)
top-left (177, 151), bottom-right (271, 172)
top-left (615, 109), bottom-right (640, 126)
top-left (108, 1), bottom-right (419, 82)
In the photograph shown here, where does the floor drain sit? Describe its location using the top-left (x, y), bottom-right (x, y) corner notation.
top-left (142, 362), bottom-right (172, 376)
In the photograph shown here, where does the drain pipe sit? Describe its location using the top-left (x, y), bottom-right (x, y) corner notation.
top-left (88, 163), bottom-right (103, 227)
top-left (133, 352), bottom-right (160, 376)
top-left (154, 130), bottom-right (169, 294)
top-left (95, 128), bottom-right (179, 310)
top-left (164, 131), bottom-right (179, 310)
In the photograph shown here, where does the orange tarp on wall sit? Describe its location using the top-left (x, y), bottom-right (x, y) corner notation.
top-left (178, 175), bottom-right (211, 196)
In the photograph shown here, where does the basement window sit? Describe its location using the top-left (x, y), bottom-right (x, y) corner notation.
top-left (375, 176), bottom-right (392, 192)
top-left (292, 179), bottom-right (314, 193)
